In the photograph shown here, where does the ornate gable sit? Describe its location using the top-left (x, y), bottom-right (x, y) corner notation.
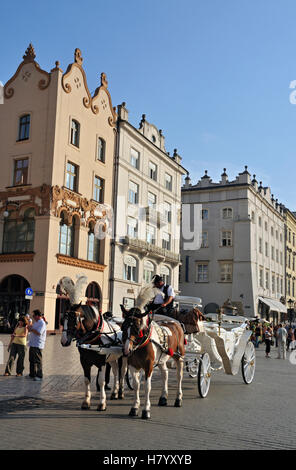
top-left (62, 48), bottom-right (117, 126)
top-left (4, 44), bottom-right (51, 99)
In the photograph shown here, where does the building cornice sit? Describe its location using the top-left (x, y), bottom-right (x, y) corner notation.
top-left (56, 254), bottom-right (106, 272)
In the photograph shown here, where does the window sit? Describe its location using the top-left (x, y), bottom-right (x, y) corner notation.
top-left (280, 252), bottom-right (283, 265)
top-left (70, 119), bottom-right (80, 147)
top-left (276, 249), bottom-right (279, 263)
top-left (13, 158), bottom-right (28, 186)
top-left (202, 209), bottom-right (208, 220)
top-left (222, 208), bottom-right (233, 219)
top-left (97, 138), bottom-right (106, 162)
top-left (93, 176), bottom-right (104, 203)
top-left (161, 265), bottom-right (171, 285)
top-left (220, 262), bottom-right (232, 282)
top-left (280, 277), bottom-right (283, 294)
top-left (130, 148), bottom-right (140, 169)
top-left (127, 216), bottom-right (138, 238)
top-left (66, 162), bottom-right (78, 191)
top-left (272, 273), bottom-right (275, 293)
top-left (265, 242), bottom-right (269, 257)
top-left (271, 246), bottom-right (275, 260)
top-left (265, 221), bottom-right (268, 231)
top-left (280, 233), bottom-right (282, 242)
top-left (221, 231), bottom-right (232, 247)
top-left (276, 230), bottom-right (278, 240)
top-left (59, 212), bottom-right (74, 256)
top-left (123, 255), bottom-right (138, 282)
top-left (277, 276), bottom-right (280, 294)
top-left (2, 208), bottom-right (35, 253)
top-left (18, 114), bottom-right (30, 141)
top-left (196, 263), bottom-right (209, 282)
top-left (162, 232), bottom-right (171, 251)
top-left (265, 270), bottom-right (269, 289)
top-left (87, 226), bottom-right (100, 263)
top-left (128, 181), bottom-right (139, 204)
top-left (271, 227), bottom-right (274, 237)
top-left (259, 217), bottom-right (262, 227)
top-left (147, 192), bottom-right (157, 208)
top-left (201, 231), bottom-right (208, 248)
top-left (293, 233), bottom-right (295, 247)
top-left (165, 173), bottom-right (172, 191)
top-left (143, 260), bottom-right (155, 283)
top-left (164, 202), bottom-right (172, 223)
top-left (259, 237), bottom-right (263, 254)
top-left (259, 267), bottom-right (264, 288)
top-left (149, 161), bottom-right (157, 181)
top-left (146, 224), bottom-right (156, 245)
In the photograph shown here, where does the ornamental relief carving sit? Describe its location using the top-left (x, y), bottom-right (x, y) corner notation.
top-left (0, 184), bottom-right (51, 217)
top-left (51, 185), bottom-right (107, 227)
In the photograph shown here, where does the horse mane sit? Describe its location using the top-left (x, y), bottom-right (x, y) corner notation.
top-left (60, 274), bottom-right (88, 305)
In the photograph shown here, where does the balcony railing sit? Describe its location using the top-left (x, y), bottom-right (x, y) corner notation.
top-left (122, 236), bottom-right (180, 264)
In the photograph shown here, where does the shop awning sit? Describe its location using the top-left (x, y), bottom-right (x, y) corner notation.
top-left (258, 297), bottom-right (287, 314)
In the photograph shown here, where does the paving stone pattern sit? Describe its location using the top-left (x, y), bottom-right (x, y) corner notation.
top-left (0, 334), bottom-right (295, 450)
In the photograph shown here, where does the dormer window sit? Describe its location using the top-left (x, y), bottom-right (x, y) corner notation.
top-left (18, 114), bottom-right (30, 141)
top-left (70, 119), bottom-right (80, 147)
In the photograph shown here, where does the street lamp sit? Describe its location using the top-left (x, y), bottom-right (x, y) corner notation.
top-left (287, 298), bottom-right (294, 326)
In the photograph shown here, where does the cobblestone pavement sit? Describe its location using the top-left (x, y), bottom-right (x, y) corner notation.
top-left (0, 334), bottom-right (295, 450)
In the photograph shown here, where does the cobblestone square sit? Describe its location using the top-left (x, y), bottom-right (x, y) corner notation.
top-left (0, 334), bottom-right (295, 450)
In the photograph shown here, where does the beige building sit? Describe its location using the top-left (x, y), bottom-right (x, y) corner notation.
top-left (109, 104), bottom-right (186, 313)
top-left (0, 45), bottom-right (117, 331)
top-left (284, 208), bottom-right (296, 315)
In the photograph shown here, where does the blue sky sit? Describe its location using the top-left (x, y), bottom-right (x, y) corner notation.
top-left (1, 0), bottom-right (296, 209)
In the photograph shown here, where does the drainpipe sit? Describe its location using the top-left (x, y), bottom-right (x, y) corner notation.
top-left (108, 112), bottom-right (121, 313)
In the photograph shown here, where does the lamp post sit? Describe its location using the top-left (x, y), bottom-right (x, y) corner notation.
top-left (287, 298), bottom-right (294, 327)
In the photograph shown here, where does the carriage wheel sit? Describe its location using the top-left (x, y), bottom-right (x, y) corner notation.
top-left (197, 353), bottom-right (211, 398)
top-left (241, 341), bottom-right (256, 384)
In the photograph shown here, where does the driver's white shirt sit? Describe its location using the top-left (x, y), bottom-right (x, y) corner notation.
top-left (154, 285), bottom-right (175, 304)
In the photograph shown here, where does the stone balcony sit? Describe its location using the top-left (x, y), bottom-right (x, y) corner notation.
top-left (121, 236), bottom-right (180, 264)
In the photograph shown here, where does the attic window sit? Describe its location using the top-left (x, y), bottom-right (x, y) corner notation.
top-left (152, 135), bottom-right (156, 143)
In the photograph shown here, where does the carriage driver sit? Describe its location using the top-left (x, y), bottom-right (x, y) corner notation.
top-left (148, 275), bottom-right (175, 314)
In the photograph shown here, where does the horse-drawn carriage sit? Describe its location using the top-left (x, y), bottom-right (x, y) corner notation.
top-left (60, 276), bottom-right (255, 418)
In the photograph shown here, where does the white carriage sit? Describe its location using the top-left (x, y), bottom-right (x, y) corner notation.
top-left (153, 295), bottom-right (256, 398)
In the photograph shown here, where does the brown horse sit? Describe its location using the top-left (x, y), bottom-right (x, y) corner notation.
top-left (120, 305), bottom-right (185, 419)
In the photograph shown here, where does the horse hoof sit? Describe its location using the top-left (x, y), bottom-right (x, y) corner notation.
top-left (141, 410), bottom-right (151, 420)
top-left (158, 396), bottom-right (167, 406)
top-left (110, 393), bottom-right (118, 400)
top-left (118, 390), bottom-right (124, 400)
top-left (174, 398), bottom-right (182, 408)
top-left (97, 404), bottom-right (107, 411)
top-left (81, 402), bottom-right (90, 410)
top-left (129, 407), bottom-right (138, 417)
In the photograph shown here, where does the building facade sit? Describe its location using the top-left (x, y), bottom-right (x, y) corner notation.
top-left (284, 208), bottom-right (296, 317)
top-left (180, 167), bottom-right (287, 322)
top-left (0, 45), bottom-right (117, 331)
top-left (109, 104), bottom-right (186, 313)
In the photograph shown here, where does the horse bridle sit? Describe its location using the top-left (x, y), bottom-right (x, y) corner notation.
top-left (63, 306), bottom-right (100, 342)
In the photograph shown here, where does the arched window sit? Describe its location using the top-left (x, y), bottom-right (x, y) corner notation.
top-left (59, 212), bottom-right (74, 256)
top-left (97, 137), bottom-right (106, 162)
top-left (160, 265), bottom-right (171, 285)
top-left (123, 255), bottom-right (138, 282)
top-left (2, 207), bottom-right (35, 253)
top-left (85, 282), bottom-right (102, 311)
top-left (18, 114), bottom-right (30, 141)
top-left (143, 260), bottom-right (155, 283)
top-left (70, 119), bottom-right (80, 147)
top-left (87, 224), bottom-right (100, 263)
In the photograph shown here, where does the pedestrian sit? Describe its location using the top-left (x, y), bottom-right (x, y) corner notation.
top-left (287, 327), bottom-right (295, 351)
top-left (276, 323), bottom-right (287, 359)
top-left (273, 324), bottom-right (279, 347)
top-left (254, 323), bottom-right (261, 348)
top-left (27, 309), bottom-right (47, 381)
top-left (264, 327), bottom-right (272, 358)
top-left (4, 316), bottom-right (28, 376)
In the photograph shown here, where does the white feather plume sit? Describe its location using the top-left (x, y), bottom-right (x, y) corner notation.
top-left (135, 284), bottom-right (161, 311)
top-left (59, 275), bottom-right (88, 305)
